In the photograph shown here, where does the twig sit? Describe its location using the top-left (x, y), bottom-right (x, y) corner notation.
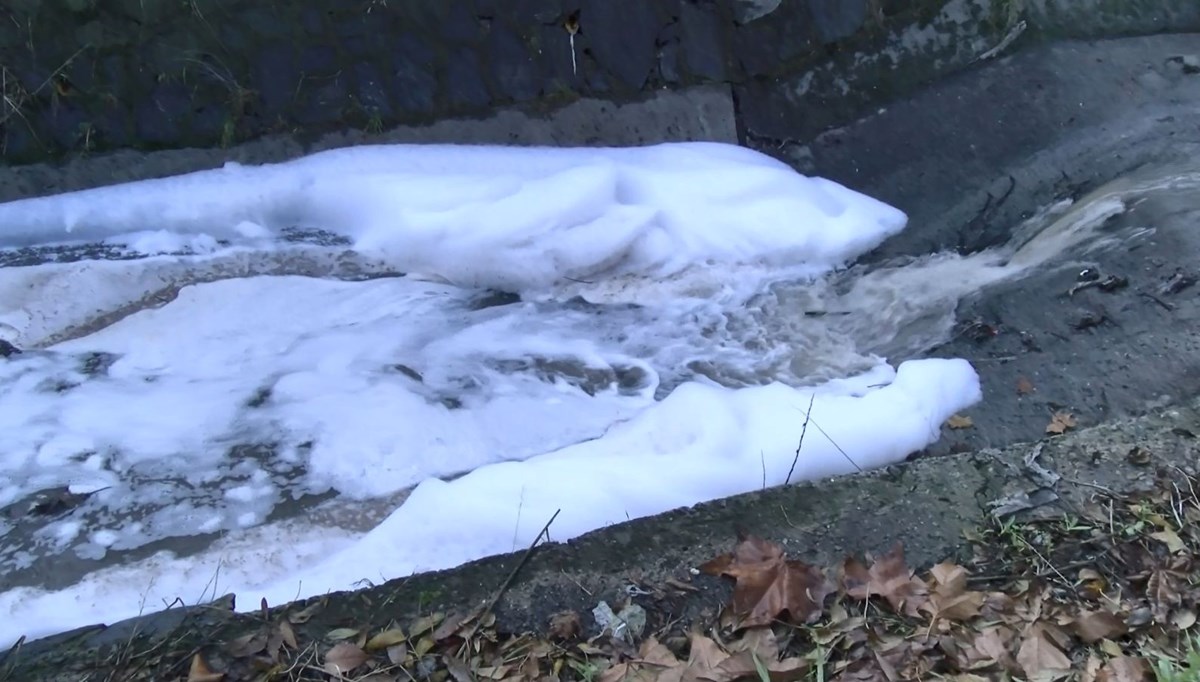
top-left (468, 509), bottom-right (561, 633)
top-left (785, 394), bottom-right (816, 485)
top-left (808, 417), bottom-right (863, 474)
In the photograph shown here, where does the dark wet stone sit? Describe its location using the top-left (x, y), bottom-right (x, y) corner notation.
top-left (295, 75), bottom-right (349, 126)
top-left (239, 5), bottom-right (293, 41)
top-left (807, 0), bottom-right (868, 44)
top-left (733, 0), bottom-right (782, 24)
top-left (535, 24), bottom-right (582, 87)
top-left (254, 44), bottom-right (299, 118)
top-left (44, 102), bottom-right (91, 151)
top-left (680, 1), bottom-right (727, 81)
top-left (442, 1), bottom-right (483, 44)
top-left (577, 0), bottom-right (658, 90)
top-left (731, 19), bottom-right (784, 77)
top-left (444, 48), bottom-right (492, 108)
top-left (0, 340), bottom-right (20, 358)
top-left (352, 62), bottom-right (394, 117)
top-left (298, 46), bottom-right (339, 76)
top-left (487, 26), bottom-right (542, 101)
top-left (389, 33), bottom-right (439, 113)
top-left (656, 21), bottom-right (682, 84)
top-left (134, 82), bottom-right (191, 145)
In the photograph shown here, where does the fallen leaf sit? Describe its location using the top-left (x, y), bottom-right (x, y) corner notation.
top-left (1073, 610), bottom-right (1128, 643)
top-left (444, 653), bottom-right (477, 682)
top-left (1149, 528), bottom-right (1187, 553)
top-left (860, 543), bottom-right (929, 616)
top-left (187, 653), bottom-right (224, 682)
top-left (278, 619), bottom-right (298, 650)
top-left (947, 414), bottom-right (974, 429)
top-left (1172, 609), bottom-right (1197, 630)
top-left (704, 536), bottom-right (833, 626)
top-left (324, 642), bottom-right (369, 676)
top-left (289, 599), bottom-right (325, 624)
top-left (226, 630), bottom-right (268, 658)
top-left (1017, 376), bottom-right (1036, 395)
top-left (1016, 624), bottom-right (1072, 680)
top-left (409, 613), bottom-right (444, 638)
top-left (1097, 656), bottom-right (1151, 682)
top-left (547, 611), bottom-right (581, 640)
top-left (365, 628), bottom-right (407, 652)
top-left (1045, 411), bottom-right (1077, 435)
top-left (325, 627), bottom-right (361, 642)
top-left (386, 643), bottom-right (408, 666)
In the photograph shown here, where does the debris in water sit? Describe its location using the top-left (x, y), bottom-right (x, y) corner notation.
top-left (1158, 269), bottom-right (1196, 296)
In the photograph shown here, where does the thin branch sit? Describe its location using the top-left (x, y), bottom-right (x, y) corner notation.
top-left (785, 394), bottom-right (816, 485)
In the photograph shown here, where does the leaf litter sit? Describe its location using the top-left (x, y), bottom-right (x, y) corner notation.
top-left (16, 467), bottom-right (1200, 682)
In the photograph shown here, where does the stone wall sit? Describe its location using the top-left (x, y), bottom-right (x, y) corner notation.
top-left (0, 0), bottom-right (1197, 166)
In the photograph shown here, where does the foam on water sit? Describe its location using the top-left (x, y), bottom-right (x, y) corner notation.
top-left (12, 143), bottom-right (1184, 646)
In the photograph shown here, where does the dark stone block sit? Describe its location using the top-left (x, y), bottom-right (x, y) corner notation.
top-left (253, 44), bottom-right (299, 119)
top-left (352, 62), bottom-right (394, 117)
top-left (487, 26), bottom-right (542, 102)
top-left (134, 81), bottom-right (191, 145)
top-left (442, 1), bottom-right (483, 44)
top-left (338, 16), bottom-right (379, 58)
top-left (732, 0), bottom-right (782, 24)
top-left (807, 0), bottom-right (867, 44)
top-left (731, 19), bottom-right (783, 77)
top-left (1, 123), bottom-right (41, 161)
top-left (95, 109), bottom-right (132, 149)
top-left (536, 24), bottom-right (583, 87)
top-left (298, 46), bottom-right (338, 77)
top-left (389, 33), bottom-right (438, 113)
top-left (300, 7), bottom-right (326, 34)
top-left (576, 0), bottom-right (658, 90)
top-left (656, 21), bottom-right (683, 84)
top-left (189, 103), bottom-right (229, 143)
top-left (295, 73), bottom-right (348, 126)
top-left (240, 6), bottom-right (293, 41)
top-left (510, 0), bottom-right (563, 24)
top-left (44, 102), bottom-right (90, 150)
top-left (444, 48), bottom-right (491, 108)
top-left (680, 1), bottom-right (727, 81)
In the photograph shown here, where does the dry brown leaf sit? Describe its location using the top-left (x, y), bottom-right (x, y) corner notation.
top-left (1017, 376), bottom-right (1036, 395)
top-left (289, 598), bottom-right (324, 624)
top-left (547, 611), bottom-right (581, 640)
top-left (862, 543), bottom-right (929, 616)
top-left (1149, 528), bottom-right (1187, 553)
top-left (386, 643), bottom-right (408, 666)
top-left (925, 590), bottom-right (985, 622)
top-left (1045, 411), bottom-right (1077, 435)
top-left (1147, 569), bottom-right (1184, 621)
top-left (1172, 608), bottom-right (1197, 629)
top-left (704, 536), bottom-right (832, 626)
top-left (278, 619), bottom-right (298, 650)
top-left (970, 626), bottom-right (1017, 672)
top-left (686, 632), bottom-right (728, 673)
top-left (187, 653), bottom-right (224, 682)
top-left (928, 562), bottom-right (969, 595)
top-left (226, 630), bottom-right (268, 658)
top-left (1016, 624), bottom-right (1072, 680)
top-left (324, 642), bottom-right (369, 676)
top-left (1097, 656), bottom-right (1151, 682)
top-left (325, 627), bottom-right (361, 642)
top-left (1073, 610), bottom-right (1128, 643)
top-left (444, 653), bottom-right (477, 682)
top-left (946, 414), bottom-right (974, 429)
top-left (366, 628), bottom-right (408, 652)
top-left (409, 613), bottom-right (444, 638)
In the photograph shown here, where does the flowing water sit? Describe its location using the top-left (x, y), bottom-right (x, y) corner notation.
top-left (1, 160), bottom-right (1198, 597)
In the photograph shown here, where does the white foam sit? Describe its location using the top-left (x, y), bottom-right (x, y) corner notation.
top-left (0, 142), bottom-right (985, 649)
